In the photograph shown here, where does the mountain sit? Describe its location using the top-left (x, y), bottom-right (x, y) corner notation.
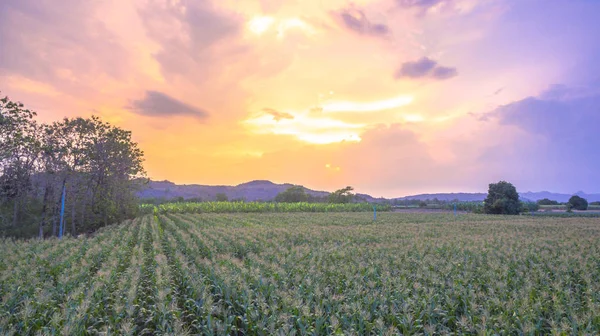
top-left (519, 191), bottom-right (600, 203)
top-left (394, 193), bottom-right (487, 202)
top-left (139, 180), bottom-right (329, 201)
top-left (139, 180), bottom-right (600, 203)
top-left (394, 191), bottom-right (600, 203)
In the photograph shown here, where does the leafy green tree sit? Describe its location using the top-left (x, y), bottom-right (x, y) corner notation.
top-left (0, 94), bottom-right (40, 229)
top-left (328, 186), bottom-right (355, 204)
top-left (1, 94), bottom-right (146, 238)
top-left (521, 201), bottom-right (539, 212)
top-left (484, 181), bottom-right (521, 215)
top-left (537, 198), bottom-right (559, 206)
top-left (215, 193), bottom-right (228, 202)
top-left (568, 195), bottom-right (588, 211)
top-left (275, 186), bottom-right (309, 203)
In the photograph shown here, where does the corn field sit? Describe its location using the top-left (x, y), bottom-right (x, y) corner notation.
top-left (141, 202), bottom-right (391, 215)
top-left (1, 212), bottom-right (599, 335)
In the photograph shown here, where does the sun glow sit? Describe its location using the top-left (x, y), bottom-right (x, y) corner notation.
top-left (248, 16), bottom-right (275, 35)
top-left (244, 112), bottom-right (364, 144)
top-left (321, 95), bottom-right (414, 113)
top-left (277, 18), bottom-right (315, 38)
top-left (247, 16), bottom-right (315, 38)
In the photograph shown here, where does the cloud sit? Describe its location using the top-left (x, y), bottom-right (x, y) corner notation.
top-left (432, 66), bottom-right (458, 79)
top-left (129, 91), bottom-right (208, 119)
top-left (478, 83), bottom-right (600, 191)
top-left (332, 6), bottom-right (390, 38)
top-left (0, 0), bottom-right (131, 95)
top-left (138, 0), bottom-right (243, 83)
top-left (262, 108), bottom-right (294, 122)
top-left (397, 0), bottom-right (448, 8)
top-left (395, 57), bottom-right (458, 80)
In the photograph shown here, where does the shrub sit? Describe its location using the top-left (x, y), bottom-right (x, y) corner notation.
top-left (484, 181), bottom-right (521, 215)
top-left (537, 198), bottom-right (559, 206)
top-left (568, 195), bottom-right (588, 211)
top-left (521, 201), bottom-right (540, 213)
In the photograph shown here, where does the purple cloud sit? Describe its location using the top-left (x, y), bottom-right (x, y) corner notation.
top-left (332, 7), bottom-right (390, 38)
top-left (397, 0), bottom-right (448, 8)
top-left (129, 91), bottom-right (208, 119)
top-left (395, 57), bottom-right (457, 80)
top-left (0, 0), bottom-right (130, 94)
top-left (480, 83), bottom-right (600, 191)
top-left (138, 0), bottom-right (242, 81)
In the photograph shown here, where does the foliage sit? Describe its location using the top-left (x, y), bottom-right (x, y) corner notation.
top-left (418, 201), bottom-right (427, 208)
top-left (484, 181), bottom-right (521, 215)
top-left (274, 186), bottom-right (309, 203)
top-left (440, 202), bottom-right (485, 213)
top-left (328, 186), bottom-right (355, 204)
top-left (568, 195), bottom-right (588, 211)
top-left (537, 198), bottom-right (560, 205)
top-left (0, 94), bottom-right (146, 238)
top-left (152, 201), bottom-right (391, 214)
top-left (215, 193), bottom-right (228, 202)
top-left (591, 201), bottom-right (600, 206)
top-left (520, 201), bottom-right (540, 212)
top-left (1, 212), bottom-right (599, 334)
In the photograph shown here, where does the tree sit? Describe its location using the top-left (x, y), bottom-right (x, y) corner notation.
top-left (568, 195), bottom-right (588, 211)
top-left (521, 201), bottom-right (539, 212)
top-left (215, 193), bottom-right (228, 202)
top-left (1, 94), bottom-right (146, 238)
top-left (483, 181), bottom-right (521, 215)
top-left (0, 94), bottom-right (40, 229)
top-left (328, 186), bottom-right (355, 204)
top-left (275, 186), bottom-right (309, 203)
top-left (591, 201), bottom-right (600, 206)
top-left (537, 198), bottom-right (559, 206)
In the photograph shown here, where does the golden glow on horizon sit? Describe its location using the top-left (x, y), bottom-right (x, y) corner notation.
top-left (322, 95), bottom-right (414, 113)
top-left (244, 112), bottom-right (364, 144)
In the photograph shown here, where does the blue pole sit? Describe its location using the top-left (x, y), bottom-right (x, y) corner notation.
top-left (454, 203), bottom-right (457, 218)
top-left (59, 184), bottom-right (66, 239)
top-left (373, 205), bottom-right (377, 221)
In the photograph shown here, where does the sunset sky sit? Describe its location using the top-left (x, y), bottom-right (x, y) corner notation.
top-left (1, 0), bottom-right (599, 197)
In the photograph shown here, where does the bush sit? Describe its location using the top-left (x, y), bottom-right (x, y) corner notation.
top-left (275, 186), bottom-right (309, 203)
top-left (537, 198), bottom-right (559, 206)
top-left (568, 195), bottom-right (588, 211)
top-left (484, 181), bottom-right (521, 215)
top-left (418, 201), bottom-right (427, 208)
top-left (215, 193), bottom-right (228, 202)
top-left (521, 202), bottom-right (540, 213)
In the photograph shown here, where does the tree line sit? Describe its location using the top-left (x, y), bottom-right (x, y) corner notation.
top-left (0, 94), bottom-right (145, 238)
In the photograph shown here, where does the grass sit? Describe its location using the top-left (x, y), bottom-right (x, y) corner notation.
top-left (1, 212), bottom-right (599, 334)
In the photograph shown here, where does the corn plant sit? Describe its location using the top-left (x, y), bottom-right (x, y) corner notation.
top-left (1, 212), bottom-right (599, 334)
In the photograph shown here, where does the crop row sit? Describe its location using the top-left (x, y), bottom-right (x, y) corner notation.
top-left (140, 201), bottom-right (391, 215)
top-left (1, 212), bottom-right (599, 334)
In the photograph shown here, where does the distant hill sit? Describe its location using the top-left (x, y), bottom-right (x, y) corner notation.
top-left (394, 193), bottom-right (487, 202)
top-left (394, 191), bottom-right (600, 203)
top-left (139, 180), bottom-right (329, 201)
top-left (519, 191), bottom-right (600, 203)
top-left (139, 180), bottom-right (600, 203)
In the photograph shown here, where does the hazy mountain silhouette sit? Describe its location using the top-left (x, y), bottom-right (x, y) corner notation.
top-left (139, 180), bottom-right (600, 203)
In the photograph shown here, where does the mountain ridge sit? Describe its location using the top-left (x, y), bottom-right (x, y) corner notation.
top-left (138, 180), bottom-right (600, 203)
